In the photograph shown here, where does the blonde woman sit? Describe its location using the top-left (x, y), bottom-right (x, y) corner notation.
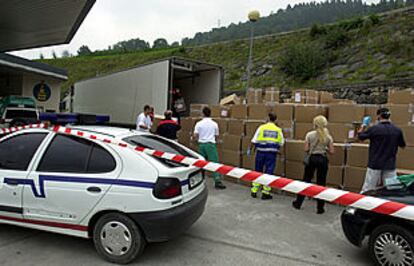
top-left (292, 115), bottom-right (335, 214)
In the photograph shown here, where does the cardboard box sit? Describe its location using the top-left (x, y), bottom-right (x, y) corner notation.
top-left (230, 104), bottom-right (248, 119)
top-left (328, 104), bottom-right (365, 123)
top-left (177, 130), bottom-right (191, 147)
top-left (275, 158), bottom-right (285, 176)
top-left (190, 104), bottom-right (209, 117)
top-left (347, 144), bottom-right (369, 168)
top-left (329, 144), bottom-right (346, 166)
top-left (211, 105), bottom-right (231, 118)
top-left (220, 93), bottom-right (241, 105)
top-left (273, 104), bottom-right (295, 121)
top-left (213, 118), bottom-right (228, 135)
top-left (294, 123), bottom-right (313, 140)
top-left (228, 119), bottom-right (245, 135)
top-left (320, 91), bottom-right (336, 104)
top-left (295, 104), bottom-right (327, 123)
top-left (388, 89), bottom-right (414, 104)
top-left (264, 88), bottom-right (280, 103)
top-left (248, 104), bottom-right (272, 120)
top-left (180, 117), bottom-right (200, 132)
top-left (221, 149), bottom-right (241, 166)
top-left (151, 116), bottom-right (162, 132)
top-left (344, 166), bottom-right (366, 192)
top-left (285, 140), bottom-right (305, 162)
top-left (306, 90), bottom-right (320, 104)
top-left (222, 134), bottom-right (242, 151)
top-left (242, 136), bottom-right (253, 152)
top-left (242, 154), bottom-right (255, 170)
top-left (285, 160), bottom-right (305, 180)
top-left (328, 123), bottom-right (357, 143)
top-left (397, 147), bottom-right (414, 170)
top-left (401, 126), bottom-right (414, 146)
top-left (327, 165), bottom-right (343, 187)
top-left (245, 120), bottom-right (265, 136)
top-left (277, 120), bottom-right (294, 139)
top-left (292, 89), bottom-right (306, 104)
top-left (385, 104), bottom-right (413, 125)
top-left (247, 89), bottom-right (263, 104)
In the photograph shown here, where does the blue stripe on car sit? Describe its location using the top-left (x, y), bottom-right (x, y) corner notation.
top-left (4, 175), bottom-right (190, 198)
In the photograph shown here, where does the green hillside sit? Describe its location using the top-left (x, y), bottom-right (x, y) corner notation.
top-left (39, 7), bottom-right (414, 94)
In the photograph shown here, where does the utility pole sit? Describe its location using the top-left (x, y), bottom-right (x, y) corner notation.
top-left (245, 10), bottom-right (260, 91)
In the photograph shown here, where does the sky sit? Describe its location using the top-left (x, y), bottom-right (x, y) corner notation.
top-left (11, 0), bottom-right (379, 60)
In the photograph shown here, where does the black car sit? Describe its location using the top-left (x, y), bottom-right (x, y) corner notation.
top-left (341, 183), bottom-right (414, 266)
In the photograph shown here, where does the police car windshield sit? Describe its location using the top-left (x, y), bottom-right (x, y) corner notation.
top-left (123, 135), bottom-right (195, 167)
top-left (5, 109), bottom-right (37, 119)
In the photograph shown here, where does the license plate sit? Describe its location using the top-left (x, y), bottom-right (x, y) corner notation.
top-left (189, 173), bottom-right (203, 189)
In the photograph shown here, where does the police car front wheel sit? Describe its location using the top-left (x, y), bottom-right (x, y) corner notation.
top-left (93, 213), bottom-right (146, 264)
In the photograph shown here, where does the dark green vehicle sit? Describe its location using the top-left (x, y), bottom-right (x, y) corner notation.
top-left (0, 96), bottom-right (39, 127)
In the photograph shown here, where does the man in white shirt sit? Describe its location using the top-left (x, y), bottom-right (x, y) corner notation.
top-left (136, 105), bottom-right (152, 132)
top-left (193, 107), bottom-right (226, 189)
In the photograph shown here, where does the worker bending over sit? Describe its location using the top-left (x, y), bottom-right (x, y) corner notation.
top-left (249, 112), bottom-right (284, 200)
top-left (156, 110), bottom-right (181, 140)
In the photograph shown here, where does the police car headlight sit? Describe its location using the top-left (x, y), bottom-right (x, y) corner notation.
top-left (345, 207), bottom-right (357, 215)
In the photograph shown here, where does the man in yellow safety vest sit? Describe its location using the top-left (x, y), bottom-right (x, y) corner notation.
top-left (248, 112), bottom-right (284, 200)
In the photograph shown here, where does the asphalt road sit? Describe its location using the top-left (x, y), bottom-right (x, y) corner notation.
top-left (0, 180), bottom-right (373, 266)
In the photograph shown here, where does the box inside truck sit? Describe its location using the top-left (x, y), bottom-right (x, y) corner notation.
top-left (170, 58), bottom-right (222, 117)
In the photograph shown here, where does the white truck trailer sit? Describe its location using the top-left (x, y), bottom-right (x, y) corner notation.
top-left (73, 57), bottom-right (223, 126)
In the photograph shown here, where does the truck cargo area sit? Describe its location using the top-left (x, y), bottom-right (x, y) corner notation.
top-left (171, 58), bottom-right (223, 117)
top-left (73, 57), bottom-right (223, 126)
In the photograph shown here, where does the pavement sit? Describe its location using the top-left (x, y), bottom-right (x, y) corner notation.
top-left (0, 180), bottom-right (373, 266)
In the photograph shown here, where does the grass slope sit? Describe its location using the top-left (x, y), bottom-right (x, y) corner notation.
top-left (40, 8), bottom-right (414, 93)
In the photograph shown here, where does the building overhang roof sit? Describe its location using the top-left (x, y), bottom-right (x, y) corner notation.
top-left (0, 0), bottom-right (95, 52)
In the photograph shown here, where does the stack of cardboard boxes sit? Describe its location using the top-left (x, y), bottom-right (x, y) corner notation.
top-left (178, 88), bottom-right (414, 192)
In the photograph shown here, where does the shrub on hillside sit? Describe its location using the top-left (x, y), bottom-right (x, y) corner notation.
top-left (325, 28), bottom-right (350, 49)
top-left (369, 14), bottom-right (380, 25)
top-left (338, 17), bottom-right (365, 31)
top-left (279, 42), bottom-right (327, 81)
top-left (310, 23), bottom-right (328, 38)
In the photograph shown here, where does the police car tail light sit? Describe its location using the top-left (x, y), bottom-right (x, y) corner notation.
top-left (153, 177), bottom-right (182, 199)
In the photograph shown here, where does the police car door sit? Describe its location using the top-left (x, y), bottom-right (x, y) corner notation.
top-left (23, 133), bottom-right (121, 225)
top-left (0, 132), bottom-right (48, 221)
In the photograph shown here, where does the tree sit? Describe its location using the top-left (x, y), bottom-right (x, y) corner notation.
top-left (39, 53), bottom-right (44, 60)
top-left (52, 50), bottom-right (57, 59)
top-left (152, 38), bottom-right (169, 49)
top-left (77, 45), bottom-right (92, 56)
top-left (112, 38), bottom-right (150, 52)
top-left (61, 50), bottom-right (70, 58)
top-left (171, 41), bottom-right (180, 47)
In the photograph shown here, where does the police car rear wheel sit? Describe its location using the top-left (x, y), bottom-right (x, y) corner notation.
top-left (93, 213), bottom-right (145, 264)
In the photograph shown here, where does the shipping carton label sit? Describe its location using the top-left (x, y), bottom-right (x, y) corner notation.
top-left (294, 92), bottom-right (302, 103)
top-left (348, 130), bottom-right (355, 139)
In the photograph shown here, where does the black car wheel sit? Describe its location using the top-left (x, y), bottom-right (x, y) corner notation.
top-left (93, 213), bottom-right (146, 264)
top-left (369, 224), bottom-right (414, 266)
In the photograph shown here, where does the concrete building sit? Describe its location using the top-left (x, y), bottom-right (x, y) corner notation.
top-left (0, 53), bottom-right (67, 112)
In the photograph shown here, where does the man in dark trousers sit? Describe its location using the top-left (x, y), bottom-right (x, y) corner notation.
top-left (358, 107), bottom-right (406, 193)
top-left (156, 110), bottom-right (181, 140)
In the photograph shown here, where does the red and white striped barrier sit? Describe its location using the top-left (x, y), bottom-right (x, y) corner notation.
top-left (4, 123), bottom-right (414, 221)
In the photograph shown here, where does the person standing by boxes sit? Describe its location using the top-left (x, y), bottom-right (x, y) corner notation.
top-left (357, 107), bottom-right (406, 193)
top-left (249, 112), bottom-right (284, 200)
top-left (156, 110), bottom-right (181, 140)
top-left (136, 105), bottom-right (152, 132)
top-left (193, 107), bottom-right (226, 190)
top-left (292, 115), bottom-right (334, 214)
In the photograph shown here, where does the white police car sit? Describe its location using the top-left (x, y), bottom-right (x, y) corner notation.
top-left (0, 126), bottom-right (207, 264)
